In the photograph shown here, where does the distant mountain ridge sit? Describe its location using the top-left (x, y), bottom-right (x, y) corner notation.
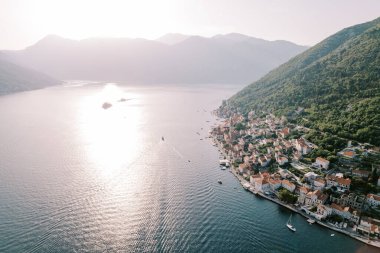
top-left (2, 33), bottom-right (308, 84)
top-left (223, 17), bottom-right (380, 146)
top-left (0, 53), bottom-right (59, 95)
top-left (156, 33), bottom-right (190, 45)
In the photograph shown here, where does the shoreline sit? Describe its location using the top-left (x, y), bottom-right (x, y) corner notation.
top-left (229, 165), bottom-right (380, 248)
top-left (212, 135), bottom-right (380, 249)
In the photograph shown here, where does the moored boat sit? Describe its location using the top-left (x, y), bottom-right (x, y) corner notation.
top-left (286, 214), bottom-right (296, 232)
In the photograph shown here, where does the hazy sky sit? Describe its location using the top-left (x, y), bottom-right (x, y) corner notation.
top-left (0, 0), bottom-right (379, 50)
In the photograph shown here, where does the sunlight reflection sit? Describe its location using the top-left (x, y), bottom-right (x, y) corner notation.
top-left (78, 83), bottom-right (142, 181)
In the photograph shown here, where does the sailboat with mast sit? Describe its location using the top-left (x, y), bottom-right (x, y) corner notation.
top-left (286, 214), bottom-right (296, 232)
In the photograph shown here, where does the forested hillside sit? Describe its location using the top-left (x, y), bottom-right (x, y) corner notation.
top-left (0, 55), bottom-right (58, 94)
top-left (225, 17), bottom-right (380, 146)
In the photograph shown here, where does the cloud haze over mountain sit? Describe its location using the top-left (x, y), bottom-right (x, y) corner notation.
top-left (2, 34), bottom-right (307, 84)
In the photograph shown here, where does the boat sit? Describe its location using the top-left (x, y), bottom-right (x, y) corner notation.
top-left (331, 234), bottom-right (335, 237)
top-left (307, 218), bottom-right (315, 224)
top-left (218, 180), bottom-right (222, 184)
top-left (243, 182), bottom-right (250, 190)
top-left (286, 214), bottom-right (296, 232)
top-left (219, 159), bottom-right (230, 166)
top-left (162, 136), bottom-right (165, 141)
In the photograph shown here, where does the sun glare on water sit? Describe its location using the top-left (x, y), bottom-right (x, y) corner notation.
top-left (78, 83), bottom-right (142, 181)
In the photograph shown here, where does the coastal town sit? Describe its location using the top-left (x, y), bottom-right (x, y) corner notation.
top-left (211, 109), bottom-right (380, 247)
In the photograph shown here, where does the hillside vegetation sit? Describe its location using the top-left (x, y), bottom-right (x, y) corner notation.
top-left (0, 55), bottom-right (58, 94)
top-left (226, 17), bottom-right (380, 146)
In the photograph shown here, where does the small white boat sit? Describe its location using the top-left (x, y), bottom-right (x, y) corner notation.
top-left (219, 159), bottom-right (230, 167)
top-left (286, 214), bottom-right (296, 232)
top-left (331, 234), bottom-right (335, 237)
top-left (307, 218), bottom-right (315, 224)
top-left (243, 182), bottom-right (250, 190)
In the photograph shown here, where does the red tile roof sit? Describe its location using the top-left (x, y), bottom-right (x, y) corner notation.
top-left (316, 157), bottom-right (329, 163)
top-left (367, 194), bottom-right (380, 201)
top-left (337, 177), bottom-right (351, 186)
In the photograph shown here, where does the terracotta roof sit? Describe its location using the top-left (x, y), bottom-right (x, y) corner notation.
top-left (251, 174), bottom-right (262, 180)
top-left (326, 175), bottom-right (336, 181)
top-left (337, 177), bottom-right (351, 186)
top-left (343, 151), bottom-right (355, 157)
top-left (281, 128), bottom-right (290, 135)
top-left (367, 194), bottom-right (380, 202)
top-left (299, 186), bottom-right (308, 194)
top-left (307, 190), bottom-right (321, 197)
top-left (331, 203), bottom-right (348, 212)
top-left (316, 157), bottom-right (329, 163)
top-left (282, 180), bottom-right (295, 188)
top-left (315, 178), bottom-right (326, 184)
top-left (269, 179), bottom-right (282, 185)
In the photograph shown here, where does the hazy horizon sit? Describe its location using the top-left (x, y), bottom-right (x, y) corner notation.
top-left (0, 0), bottom-right (379, 50)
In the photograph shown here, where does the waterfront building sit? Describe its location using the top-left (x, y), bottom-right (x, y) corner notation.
top-left (282, 180), bottom-right (295, 192)
top-left (297, 186), bottom-right (309, 204)
top-left (250, 174), bottom-right (262, 187)
top-left (304, 190), bottom-right (328, 206)
top-left (316, 204), bottom-right (332, 219)
top-left (269, 178), bottom-right (282, 191)
top-left (331, 203), bottom-right (352, 219)
top-left (356, 218), bottom-right (380, 238)
top-left (255, 178), bottom-right (270, 192)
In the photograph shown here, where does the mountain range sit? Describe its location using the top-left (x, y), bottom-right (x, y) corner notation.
top-left (223, 17), bottom-right (380, 146)
top-left (1, 33), bottom-right (307, 85)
